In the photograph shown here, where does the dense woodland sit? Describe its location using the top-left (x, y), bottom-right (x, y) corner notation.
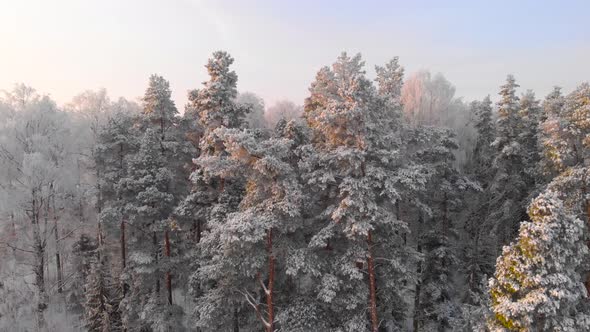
top-left (1, 51), bottom-right (589, 332)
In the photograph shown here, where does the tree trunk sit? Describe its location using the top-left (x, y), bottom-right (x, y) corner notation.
top-left (367, 230), bottom-right (379, 332)
top-left (96, 167), bottom-right (103, 262)
top-left (165, 230), bottom-right (172, 305)
top-left (413, 243), bottom-right (422, 332)
top-left (53, 194), bottom-right (63, 294)
top-left (397, 200), bottom-right (407, 245)
top-left (442, 193), bottom-right (449, 238)
top-left (11, 213), bottom-right (15, 238)
top-left (585, 199), bottom-right (590, 294)
top-left (121, 220), bottom-right (126, 269)
top-left (34, 240), bottom-right (47, 331)
top-left (266, 228), bottom-right (275, 332)
top-left (413, 214), bottom-right (424, 332)
top-left (153, 231), bottom-right (160, 294)
top-left (31, 189), bottom-right (47, 330)
top-left (233, 304), bottom-right (240, 332)
top-left (469, 231), bottom-right (480, 294)
top-left (160, 116), bottom-right (166, 151)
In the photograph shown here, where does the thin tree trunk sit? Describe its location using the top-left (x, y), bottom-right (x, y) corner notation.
top-left (96, 167), bottom-right (103, 262)
top-left (165, 230), bottom-right (172, 305)
top-left (413, 244), bottom-right (422, 332)
top-left (32, 189), bottom-right (47, 330)
top-left (43, 189), bottom-right (52, 287)
top-left (53, 192), bottom-right (63, 294)
top-left (585, 199), bottom-right (590, 294)
top-left (397, 200), bottom-right (407, 245)
top-left (442, 193), bottom-right (449, 238)
top-left (266, 228), bottom-right (275, 332)
top-left (153, 231), bottom-right (160, 294)
top-left (367, 230), bottom-right (379, 332)
top-left (160, 116), bottom-right (166, 150)
top-left (579, 168), bottom-right (590, 295)
top-left (34, 242), bottom-right (47, 331)
top-left (469, 231), bottom-right (480, 294)
top-left (413, 215), bottom-right (424, 332)
top-left (233, 304), bottom-right (240, 332)
top-left (121, 220), bottom-right (126, 269)
top-left (11, 213), bottom-right (15, 238)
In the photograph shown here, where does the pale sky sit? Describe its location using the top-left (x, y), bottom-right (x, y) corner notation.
top-left (1, 0), bottom-right (589, 108)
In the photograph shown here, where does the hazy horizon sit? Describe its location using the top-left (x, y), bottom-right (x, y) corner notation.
top-left (2, 0), bottom-right (589, 108)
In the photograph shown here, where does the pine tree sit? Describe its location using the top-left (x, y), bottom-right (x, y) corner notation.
top-left (142, 74), bottom-right (194, 315)
top-left (182, 51), bottom-right (252, 330)
top-left (193, 124), bottom-right (304, 331)
top-left (118, 128), bottom-right (175, 330)
top-left (488, 191), bottom-right (590, 331)
top-left (96, 107), bottom-right (139, 252)
top-left (540, 82), bottom-right (590, 294)
top-left (177, 51), bottom-right (249, 236)
top-left (141, 74), bottom-right (178, 142)
top-left (300, 53), bottom-right (416, 331)
top-left (375, 56), bottom-right (404, 104)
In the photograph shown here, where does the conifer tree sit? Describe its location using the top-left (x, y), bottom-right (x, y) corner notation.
top-left (471, 96), bottom-right (495, 184)
top-left (300, 53), bottom-right (417, 331)
top-left (414, 129), bottom-right (468, 331)
top-left (96, 108), bottom-right (139, 271)
top-left (193, 124), bottom-right (303, 332)
top-left (488, 191), bottom-right (590, 331)
top-left (539, 86), bottom-right (566, 177)
top-left (177, 51), bottom-right (249, 240)
top-left (139, 74), bottom-right (193, 314)
top-left (84, 254), bottom-right (123, 332)
top-left (141, 74), bottom-right (178, 142)
top-left (118, 128), bottom-right (175, 330)
top-left (539, 82), bottom-right (590, 294)
top-left (462, 97), bottom-right (497, 306)
top-left (489, 75), bottom-right (529, 245)
top-left (182, 51), bottom-right (251, 330)
top-left (68, 233), bottom-right (99, 316)
top-left (517, 90), bottom-right (542, 188)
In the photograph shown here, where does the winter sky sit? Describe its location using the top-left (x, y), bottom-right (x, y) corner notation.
top-left (1, 0), bottom-right (589, 108)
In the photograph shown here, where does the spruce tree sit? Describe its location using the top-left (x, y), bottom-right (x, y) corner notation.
top-left (400, 125), bottom-right (481, 331)
top-left (471, 96), bottom-right (495, 185)
top-left (462, 96), bottom-right (497, 308)
top-left (489, 75), bottom-right (528, 245)
top-left (517, 90), bottom-right (542, 188)
top-left (539, 87), bottom-right (566, 177)
top-left (68, 233), bottom-right (99, 316)
top-left (84, 249), bottom-right (123, 332)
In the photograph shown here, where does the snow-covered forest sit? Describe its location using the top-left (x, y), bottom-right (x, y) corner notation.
top-left (1, 50), bottom-right (589, 332)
